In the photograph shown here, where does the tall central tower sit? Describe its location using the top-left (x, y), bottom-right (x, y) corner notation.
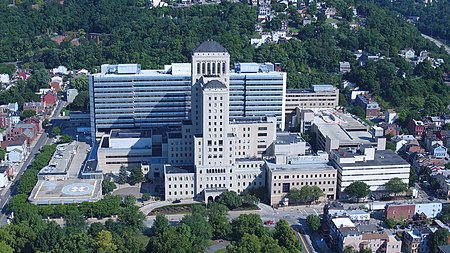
top-left (190, 40), bottom-right (234, 197)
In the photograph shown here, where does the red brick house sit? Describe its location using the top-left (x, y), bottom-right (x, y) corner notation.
top-left (40, 92), bottom-right (57, 107)
top-left (23, 117), bottom-right (42, 132)
top-left (50, 81), bottom-right (62, 92)
top-left (385, 204), bottom-right (415, 220)
top-left (23, 102), bottom-right (45, 115)
top-left (407, 119), bottom-right (425, 139)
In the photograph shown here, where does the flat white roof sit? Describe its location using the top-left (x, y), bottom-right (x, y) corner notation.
top-left (332, 217), bottom-right (355, 228)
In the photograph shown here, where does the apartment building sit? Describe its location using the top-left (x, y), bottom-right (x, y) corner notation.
top-left (330, 217), bottom-right (402, 253)
top-left (89, 62), bottom-right (286, 138)
top-left (330, 146), bottom-right (411, 195)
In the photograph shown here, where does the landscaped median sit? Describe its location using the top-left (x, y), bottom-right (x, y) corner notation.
top-left (148, 191), bottom-right (260, 216)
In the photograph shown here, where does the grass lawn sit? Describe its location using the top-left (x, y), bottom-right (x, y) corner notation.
top-left (214, 249), bottom-right (227, 253)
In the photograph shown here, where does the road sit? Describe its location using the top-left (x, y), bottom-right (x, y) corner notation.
top-left (0, 100), bottom-right (65, 226)
top-left (422, 33), bottom-right (450, 55)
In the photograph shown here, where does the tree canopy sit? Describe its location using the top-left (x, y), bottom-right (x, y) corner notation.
top-left (384, 177), bottom-right (408, 196)
top-left (344, 181), bottom-right (371, 202)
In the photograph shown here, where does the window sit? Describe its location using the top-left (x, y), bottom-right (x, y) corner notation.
top-left (282, 183), bottom-right (290, 193)
top-left (258, 133), bottom-right (267, 137)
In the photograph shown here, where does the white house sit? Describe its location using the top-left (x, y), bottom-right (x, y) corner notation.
top-left (8, 148), bottom-right (25, 163)
top-left (0, 74), bottom-right (10, 85)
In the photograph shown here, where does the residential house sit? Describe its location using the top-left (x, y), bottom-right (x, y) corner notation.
top-left (355, 93), bottom-right (380, 118)
top-left (399, 48), bottom-right (416, 59)
top-left (385, 203), bottom-right (442, 221)
top-left (339, 62), bottom-right (351, 74)
top-left (0, 74), bottom-right (10, 85)
top-left (431, 145), bottom-right (447, 159)
top-left (402, 226), bottom-right (435, 253)
top-left (40, 91), bottom-right (58, 107)
top-left (52, 66), bottom-right (68, 75)
top-left (385, 109), bottom-right (397, 124)
top-left (0, 112), bottom-right (20, 129)
top-left (324, 7), bottom-right (336, 18)
top-left (66, 89), bottom-right (79, 103)
top-left (0, 165), bottom-right (10, 187)
top-left (425, 136), bottom-right (443, 152)
top-left (407, 119), bottom-right (425, 139)
top-left (432, 173), bottom-right (450, 199)
top-left (2, 137), bottom-right (28, 163)
top-left (23, 102), bottom-right (45, 115)
top-left (50, 81), bottom-right (62, 92)
top-left (331, 217), bottom-right (401, 253)
top-left (23, 117), bottom-right (43, 132)
top-left (383, 124), bottom-right (401, 137)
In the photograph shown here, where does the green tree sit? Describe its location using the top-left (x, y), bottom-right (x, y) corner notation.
top-left (218, 191), bottom-right (243, 209)
top-left (118, 166), bottom-right (128, 184)
top-left (152, 214), bottom-right (169, 235)
top-left (21, 109), bottom-right (36, 120)
top-left (0, 149), bottom-right (6, 161)
top-left (123, 195), bottom-right (136, 207)
top-left (306, 214), bottom-right (321, 231)
top-left (428, 228), bottom-right (450, 253)
top-left (287, 185), bottom-right (323, 204)
top-left (71, 75), bottom-right (89, 91)
top-left (71, 90), bottom-right (90, 111)
top-left (343, 245), bottom-right (356, 253)
top-left (386, 141), bottom-right (396, 151)
top-left (102, 180), bottom-right (117, 195)
top-left (146, 226), bottom-right (191, 253)
top-left (128, 166), bottom-right (145, 186)
top-left (62, 233), bottom-right (95, 253)
top-left (384, 177), bottom-right (408, 196)
top-left (33, 221), bottom-right (64, 252)
top-left (64, 209), bottom-right (87, 233)
top-left (273, 219), bottom-right (302, 253)
top-left (118, 206), bottom-right (146, 231)
top-left (344, 181), bottom-right (371, 202)
top-left (51, 126), bottom-right (61, 136)
top-left (181, 212), bottom-right (213, 252)
top-left (228, 233), bottom-right (262, 253)
top-left (95, 230), bottom-right (117, 253)
top-left (142, 193), bottom-right (151, 201)
top-left (360, 248), bottom-right (372, 253)
top-left (59, 134), bottom-right (73, 143)
top-left (208, 203), bottom-right (231, 239)
top-left (385, 218), bottom-right (399, 229)
top-left (0, 241), bottom-right (13, 253)
top-left (231, 214), bottom-right (268, 242)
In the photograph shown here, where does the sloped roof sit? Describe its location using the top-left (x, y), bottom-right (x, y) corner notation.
top-left (193, 40), bottom-right (228, 53)
top-left (204, 80), bottom-right (226, 89)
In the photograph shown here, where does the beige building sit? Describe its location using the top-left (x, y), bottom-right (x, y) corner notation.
top-left (311, 110), bottom-right (383, 153)
top-left (285, 85), bottom-right (339, 128)
top-left (266, 152), bottom-right (337, 206)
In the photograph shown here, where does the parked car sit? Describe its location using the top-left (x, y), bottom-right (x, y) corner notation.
top-left (264, 220), bottom-right (274, 225)
top-left (172, 199), bottom-right (181, 204)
